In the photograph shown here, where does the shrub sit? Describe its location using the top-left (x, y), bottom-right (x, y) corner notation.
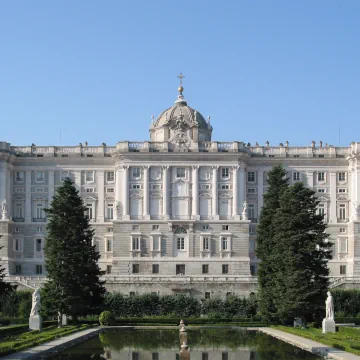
top-left (99, 311), bottom-right (115, 326)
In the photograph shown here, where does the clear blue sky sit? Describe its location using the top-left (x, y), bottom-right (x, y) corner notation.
top-left (1, 1), bottom-right (359, 147)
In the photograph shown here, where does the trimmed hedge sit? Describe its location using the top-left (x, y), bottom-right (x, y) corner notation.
top-left (332, 289), bottom-right (360, 317)
top-left (104, 293), bottom-right (258, 318)
top-left (0, 321), bottom-right (58, 339)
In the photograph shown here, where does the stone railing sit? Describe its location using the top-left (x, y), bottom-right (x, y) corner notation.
top-left (7, 141), bottom-right (353, 158)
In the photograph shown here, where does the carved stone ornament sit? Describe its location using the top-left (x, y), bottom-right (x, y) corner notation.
top-left (151, 167), bottom-right (162, 181)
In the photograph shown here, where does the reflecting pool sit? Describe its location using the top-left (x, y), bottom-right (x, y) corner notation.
top-left (48, 328), bottom-right (320, 360)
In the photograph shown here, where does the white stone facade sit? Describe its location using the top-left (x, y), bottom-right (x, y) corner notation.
top-left (1, 89), bottom-right (360, 298)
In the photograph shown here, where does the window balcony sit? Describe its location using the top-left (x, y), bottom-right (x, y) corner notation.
top-left (33, 218), bottom-right (47, 223)
top-left (250, 218), bottom-right (258, 223)
top-left (337, 218), bottom-right (349, 223)
top-left (172, 215), bottom-right (191, 220)
top-left (13, 217), bottom-right (25, 222)
top-left (130, 215), bottom-right (143, 220)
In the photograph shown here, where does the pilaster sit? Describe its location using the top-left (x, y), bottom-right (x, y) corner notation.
top-left (232, 166), bottom-right (240, 220)
top-left (162, 166), bottom-right (169, 219)
top-left (238, 164), bottom-right (246, 213)
top-left (212, 166), bottom-right (219, 220)
top-left (257, 169), bottom-right (264, 218)
top-left (329, 171), bottom-right (337, 224)
top-left (25, 170), bottom-right (32, 223)
top-left (74, 171), bottom-right (81, 191)
top-left (143, 166), bottom-right (150, 220)
top-left (48, 170), bottom-right (55, 207)
top-left (306, 171), bottom-right (314, 188)
top-left (192, 165), bottom-right (199, 220)
top-left (0, 164), bottom-right (7, 219)
top-left (97, 171), bottom-right (105, 222)
top-left (115, 169), bottom-right (121, 219)
top-left (122, 165), bottom-right (130, 220)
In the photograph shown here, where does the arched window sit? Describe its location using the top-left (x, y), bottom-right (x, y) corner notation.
top-left (175, 227), bottom-right (187, 234)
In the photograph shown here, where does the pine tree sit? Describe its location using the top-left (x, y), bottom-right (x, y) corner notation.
top-left (42, 178), bottom-right (106, 322)
top-left (256, 165), bottom-right (289, 322)
top-left (271, 182), bottom-right (332, 323)
top-left (0, 241), bottom-right (16, 302)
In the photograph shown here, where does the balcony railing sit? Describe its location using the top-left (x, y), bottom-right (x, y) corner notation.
top-left (33, 218), bottom-right (47, 222)
top-left (337, 218), bottom-right (349, 223)
top-left (250, 218), bottom-right (258, 223)
top-left (172, 215), bottom-right (191, 220)
top-left (13, 217), bottom-right (25, 222)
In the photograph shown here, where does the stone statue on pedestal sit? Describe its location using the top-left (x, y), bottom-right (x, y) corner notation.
top-left (29, 287), bottom-right (42, 331)
top-left (322, 291), bottom-right (335, 333)
top-left (1, 199), bottom-right (8, 220)
top-left (241, 201), bottom-right (248, 221)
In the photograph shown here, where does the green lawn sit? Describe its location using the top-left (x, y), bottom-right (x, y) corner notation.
top-left (274, 325), bottom-right (360, 356)
top-left (0, 324), bottom-right (91, 357)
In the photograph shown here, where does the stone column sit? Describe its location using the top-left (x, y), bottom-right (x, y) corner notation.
top-left (48, 170), bottom-right (55, 207)
top-left (162, 166), bottom-right (169, 219)
top-left (238, 165), bottom-right (246, 215)
top-left (192, 165), bottom-right (199, 220)
top-left (25, 170), bottom-right (32, 223)
top-left (329, 171), bottom-right (337, 224)
top-left (115, 168), bottom-right (121, 219)
top-left (122, 165), bottom-right (130, 220)
top-left (74, 171), bottom-right (81, 191)
top-left (97, 171), bottom-right (105, 222)
top-left (212, 166), bottom-right (219, 219)
top-left (257, 169), bottom-right (264, 218)
top-left (232, 166), bottom-right (240, 219)
top-left (143, 166), bottom-right (150, 219)
top-left (0, 164), bottom-right (8, 220)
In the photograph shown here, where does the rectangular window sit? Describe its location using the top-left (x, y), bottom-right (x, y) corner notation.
top-left (250, 265), bottom-right (256, 276)
top-left (339, 204), bottom-right (346, 220)
top-left (85, 188), bottom-right (94, 193)
top-left (132, 352), bottom-right (139, 360)
top-left (177, 237), bottom-right (185, 250)
top-left (293, 172), bottom-right (300, 181)
top-left (106, 265), bottom-right (112, 274)
top-left (201, 184), bottom-right (211, 190)
top-left (205, 292), bottom-right (210, 299)
top-left (15, 265), bottom-right (22, 274)
top-left (106, 188), bottom-right (115, 193)
top-left (85, 204), bottom-right (93, 220)
top-left (132, 167), bottom-right (141, 179)
top-left (107, 227), bottom-right (113, 232)
top-left (222, 225), bottom-right (229, 231)
top-left (14, 238), bottom-right (22, 252)
top-left (340, 265), bottom-right (346, 275)
top-left (202, 353), bottom-right (209, 360)
top-left (152, 236), bottom-right (160, 251)
top-left (132, 237), bottom-right (140, 251)
top-left (317, 188), bottom-right (326, 193)
top-left (35, 238), bottom-right (42, 252)
top-left (221, 184), bottom-right (230, 190)
top-left (318, 204), bottom-right (325, 217)
top-left (247, 172), bottom-right (255, 182)
top-left (338, 237), bottom-right (347, 253)
top-left (36, 265), bottom-right (43, 274)
top-left (338, 172), bottom-right (346, 182)
top-left (106, 238), bottom-right (112, 252)
top-left (132, 225), bottom-right (140, 230)
top-left (152, 225), bottom-right (159, 231)
top-left (202, 264), bottom-right (209, 274)
top-left (176, 264), bottom-right (185, 275)
top-left (176, 168), bottom-right (186, 178)
top-left (85, 171), bottom-right (94, 182)
top-left (338, 188), bottom-right (347, 193)
top-left (203, 237), bottom-right (209, 250)
top-left (152, 264), bottom-right (159, 274)
top-left (339, 228), bottom-right (346, 233)
top-left (202, 224), bottom-right (209, 230)
top-left (107, 171), bottom-right (115, 182)
top-left (106, 204), bottom-right (114, 219)
top-left (15, 203), bottom-right (24, 219)
top-left (318, 172), bottom-right (325, 181)
top-left (247, 188), bottom-right (256, 193)
top-left (36, 203), bottom-right (45, 219)
top-left (35, 171), bottom-right (44, 183)
top-left (132, 184), bottom-right (141, 189)
top-left (222, 352), bottom-right (228, 360)
top-left (132, 264), bottom-right (139, 274)
top-left (15, 227), bottom-right (20, 233)
top-left (151, 184), bottom-right (161, 190)
top-left (221, 168), bottom-right (229, 179)
top-left (222, 264), bottom-right (229, 274)
top-left (221, 237), bottom-right (228, 250)
top-left (15, 171), bottom-right (24, 182)
top-left (248, 204), bottom-right (256, 220)
top-left (249, 227), bottom-right (255, 234)
top-left (36, 227), bottom-right (43, 233)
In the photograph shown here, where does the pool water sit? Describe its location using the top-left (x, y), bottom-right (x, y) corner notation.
top-left (48, 328), bottom-right (320, 360)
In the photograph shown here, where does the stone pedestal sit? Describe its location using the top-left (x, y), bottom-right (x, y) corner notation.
top-left (29, 315), bottom-right (42, 331)
top-left (322, 318), bottom-right (335, 334)
top-left (62, 314), bottom-right (68, 326)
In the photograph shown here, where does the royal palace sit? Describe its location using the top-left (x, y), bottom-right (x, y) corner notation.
top-left (1, 81), bottom-right (360, 297)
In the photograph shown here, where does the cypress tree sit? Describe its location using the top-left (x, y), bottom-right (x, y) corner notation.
top-left (272, 182), bottom-right (331, 323)
top-left (256, 165), bottom-right (289, 322)
top-left (42, 178), bottom-right (105, 322)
